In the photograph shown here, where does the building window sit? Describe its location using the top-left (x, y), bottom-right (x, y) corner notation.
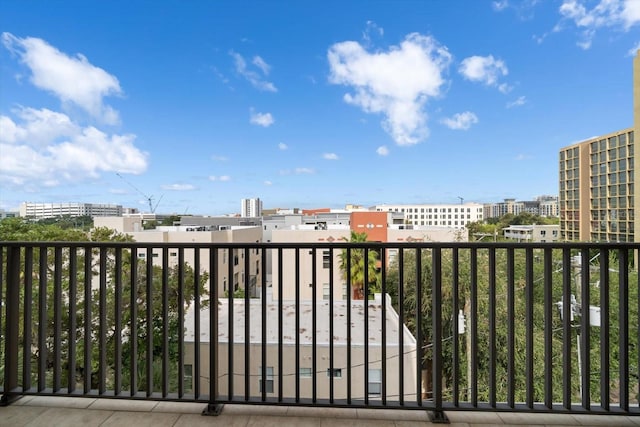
top-left (342, 284), bottom-right (348, 300)
top-left (184, 364), bottom-right (193, 392)
top-left (259, 366), bottom-right (274, 393)
top-left (327, 368), bottom-right (342, 378)
top-left (368, 369), bottom-right (382, 396)
top-left (138, 253), bottom-right (146, 258)
top-left (323, 283), bottom-right (330, 300)
top-left (170, 251), bottom-right (177, 257)
top-left (323, 250), bottom-right (331, 268)
top-left (299, 367), bottom-right (312, 378)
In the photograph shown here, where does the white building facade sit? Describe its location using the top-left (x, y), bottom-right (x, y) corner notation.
top-left (20, 202), bottom-right (124, 219)
top-left (241, 198), bottom-right (263, 217)
top-left (374, 203), bottom-right (484, 228)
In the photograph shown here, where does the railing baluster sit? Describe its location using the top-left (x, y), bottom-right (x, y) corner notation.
top-left (432, 247), bottom-right (443, 416)
top-left (599, 249), bottom-right (610, 410)
top-left (178, 248), bottom-right (185, 397)
top-left (470, 247), bottom-right (478, 406)
top-left (295, 247), bottom-right (300, 402)
top-left (114, 247), bottom-right (122, 396)
top-left (130, 248), bottom-right (138, 396)
top-left (39, 247), bottom-right (48, 392)
top-left (329, 247), bottom-right (335, 404)
top-left (83, 246), bottom-right (92, 395)
top-left (228, 248), bottom-right (234, 400)
top-left (244, 248), bottom-right (250, 401)
top-left (543, 248), bottom-right (553, 409)
top-left (380, 247), bottom-right (386, 406)
top-left (24, 247), bottom-right (33, 392)
top-left (2, 246), bottom-right (20, 404)
top-left (99, 247), bottom-right (107, 395)
top-left (415, 248), bottom-right (422, 407)
top-left (209, 247), bottom-right (218, 402)
top-left (363, 247), bottom-right (369, 406)
top-left (53, 247), bottom-right (62, 393)
top-left (561, 249), bottom-right (572, 409)
top-left (525, 247), bottom-right (534, 408)
top-left (312, 247), bottom-right (317, 403)
top-left (277, 248), bottom-right (283, 402)
top-left (146, 247), bottom-right (153, 397)
top-left (488, 247), bottom-right (496, 408)
top-left (193, 248), bottom-right (201, 400)
top-left (506, 247), bottom-right (515, 408)
top-left (618, 248), bottom-right (629, 411)
top-left (261, 246), bottom-right (267, 402)
top-left (580, 248), bottom-right (590, 409)
top-left (162, 247), bottom-right (169, 398)
top-left (452, 247), bottom-right (460, 408)
top-left (398, 248), bottom-right (404, 406)
top-left (346, 247), bottom-right (351, 405)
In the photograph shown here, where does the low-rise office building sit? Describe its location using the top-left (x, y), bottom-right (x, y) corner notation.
top-left (20, 202), bottom-right (123, 219)
top-left (374, 203), bottom-right (483, 228)
top-left (184, 294), bottom-right (418, 401)
top-left (502, 224), bottom-right (560, 243)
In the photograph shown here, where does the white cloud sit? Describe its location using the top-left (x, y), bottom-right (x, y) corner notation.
top-left (506, 95), bottom-right (527, 108)
top-left (250, 110), bottom-right (274, 127)
top-left (323, 152), bottom-right (339, 160)
top-left (252, 56), bottom-right (271, 74)
top-left (0, 108), bottom-right (147, 189)
top-left (109, 188), bottom-right (128, 195)
top-left (295, 167), bottom-right (315, 174)
top-left (459, 55), bottom-right (509, 89)
top-left (2, 32), bottom-right (122, 124)
top-left (558, 0), bottom-right (640, 49)
top-left (493, 1), bottom-right (509, 11)
top-left (440, 111), bottom-right (479, 130)
top-left (328, 32), bottom-right (452, 146)
top-left (280, 168), bottom-right (315, 175)
top-left (627, 41), bottom-right (640, 56)
top-left (362, 21), bottom-right (384, 44)
top-left (264, 180), bottom-right (272, 186)
top-left (278, 142), bottom-right (288, 150)
top-left (212, 155), bottom-right (229, 161)
top-left (230, 50), bottom-right (277, 92)
top-left (0, 107), bottom-right (77, 146)
top-left (376, 146), bottom-right (389, 156)
top-left (162, 183), bottom-right (195, 191)
top-left (209, 175), bottom-right (231, 182)
top-left (515, 154), bottom-right (532, 161)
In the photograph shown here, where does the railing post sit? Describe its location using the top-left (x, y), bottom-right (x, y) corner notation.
top-left (2, 246), bottom-right (20, 406)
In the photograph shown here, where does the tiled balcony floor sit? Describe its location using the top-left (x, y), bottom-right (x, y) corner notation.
top-left (1, 396), bottom-right (639, 426)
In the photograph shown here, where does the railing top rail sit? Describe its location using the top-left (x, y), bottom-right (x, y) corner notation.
top-left (1, 240), bottom-right (639, 250)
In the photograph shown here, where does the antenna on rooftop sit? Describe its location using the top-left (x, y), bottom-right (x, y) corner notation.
top-left (457, 196), bottom-right (464, 205)
top-left (116, 173), bottom-right (163, 213)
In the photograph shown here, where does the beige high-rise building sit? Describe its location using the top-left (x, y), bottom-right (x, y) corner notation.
top-left (559, 51), bottom-right (640, 242)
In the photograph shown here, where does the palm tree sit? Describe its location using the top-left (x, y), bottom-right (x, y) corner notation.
top-left (338, 231), bottom-right (380, 299)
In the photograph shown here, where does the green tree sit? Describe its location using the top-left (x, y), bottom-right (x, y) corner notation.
top-left (338, 231), bottom-right (380, 299)
top-left (0, 218), bottom-right (209, 393)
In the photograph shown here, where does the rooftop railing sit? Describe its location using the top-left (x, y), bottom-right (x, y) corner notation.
top-left (1, 241), bottom-right (639, 422)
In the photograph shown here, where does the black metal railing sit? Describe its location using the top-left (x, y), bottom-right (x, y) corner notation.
top-left (1, 241), bottom-right (640, 420)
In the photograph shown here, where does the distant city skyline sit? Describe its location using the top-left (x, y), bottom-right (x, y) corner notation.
top-left (1, 1), bottom-right (639, 215)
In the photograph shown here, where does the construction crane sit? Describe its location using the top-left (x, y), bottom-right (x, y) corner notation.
top-left (116, 173), bottom-right (163, 213)
top-left (457, 196), bottom-right (464, 205)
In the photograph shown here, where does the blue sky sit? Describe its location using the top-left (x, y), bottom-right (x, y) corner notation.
top-left (1, 1), bottom-right (639, 216)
